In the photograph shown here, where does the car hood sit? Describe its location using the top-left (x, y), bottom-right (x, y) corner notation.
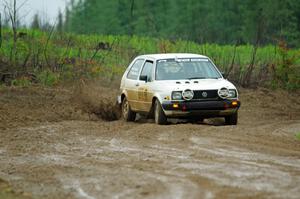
top-left (154, 79), bottom-right (237, 91)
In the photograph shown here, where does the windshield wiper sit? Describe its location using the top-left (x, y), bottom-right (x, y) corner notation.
top-left (205, 77), bottom-right (219, 79)
top-left (188, 77), bottom-right (219, 80)
top-left (188, 77), bottom-right (206, 80)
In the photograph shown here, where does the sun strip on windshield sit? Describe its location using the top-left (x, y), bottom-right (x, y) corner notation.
top-left (157, 58), bottom-right (209, 62)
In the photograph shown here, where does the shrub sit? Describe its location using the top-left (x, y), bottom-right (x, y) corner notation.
top-left (11, 77), bottom-right (32, 87)
top-left (296, 133), bottom-right (300, 141)
top-left (36, 70), bottom-right (60, 86)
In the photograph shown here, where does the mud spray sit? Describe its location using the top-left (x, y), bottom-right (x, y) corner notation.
top-left (72, 80), bottom-right (121, 121)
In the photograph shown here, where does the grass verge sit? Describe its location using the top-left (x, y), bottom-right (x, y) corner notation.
top-left (296, 132), bottom-right (300, 141)
top-left (0, 179), bottom-right (31, 199)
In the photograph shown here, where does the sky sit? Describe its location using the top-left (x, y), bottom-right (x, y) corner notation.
top-left (1, 0), bottom-right (68, 25)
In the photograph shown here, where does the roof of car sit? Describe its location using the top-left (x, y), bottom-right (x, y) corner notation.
top-left (137, 53), bottom-right (208, 60)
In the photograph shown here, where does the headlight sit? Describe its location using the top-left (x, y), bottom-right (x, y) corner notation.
top-left (228, 89), bottom-right (237, 98)
top-left (218, 87), bottom-right (229, 99)
top-left (182, 89), bottom-right (194, 100)
top-left (172, 91), bottom-right (182, 100)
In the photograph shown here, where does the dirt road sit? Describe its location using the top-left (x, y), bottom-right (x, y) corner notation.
top-left (0, 85), bottom-right (299, 199)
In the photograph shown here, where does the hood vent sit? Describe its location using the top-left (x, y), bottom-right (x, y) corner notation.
top-left (175, 80), bottom-right (200, 84)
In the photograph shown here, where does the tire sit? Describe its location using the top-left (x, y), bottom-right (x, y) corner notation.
top-left (122, 97), bottom-right (136, 122)
top-left (225, 111), bottom-right (238, 125)
top-left (154, 100), bottom-right (167, 125)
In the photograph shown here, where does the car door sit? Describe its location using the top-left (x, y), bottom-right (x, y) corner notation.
top-left (136, 60), bottom-right (155, 112)
top-left (125, 59), bottom-right (145, 111)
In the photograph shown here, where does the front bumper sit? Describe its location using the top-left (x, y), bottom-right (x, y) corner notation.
top-left (162, 100), bottom-right (240, 118)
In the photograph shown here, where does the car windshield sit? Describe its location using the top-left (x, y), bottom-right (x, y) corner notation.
top-left (155, 58), bottom-right (222, 80)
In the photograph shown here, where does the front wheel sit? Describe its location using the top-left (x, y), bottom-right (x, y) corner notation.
top-left (225, 112), bottom-right (238, 125)
top-left (154, 100), bottom-right (167, 125)
top-left (122, 97), bottom-right (136, 122)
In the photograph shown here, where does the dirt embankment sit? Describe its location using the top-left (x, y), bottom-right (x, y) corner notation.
top-left (0, 81), bottom-right (120, 130)
top-left (0, 83), bottom-right (300, 199)
top-left (1, 83), bottom-right (299, 129)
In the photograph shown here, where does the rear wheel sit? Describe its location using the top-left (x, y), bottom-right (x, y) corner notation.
top-left (154, 100), bottom-right (167, 125)
top-left (122, 97), bottom-right (136, 122)
top-left (225, 112), bottom-right (238, 125)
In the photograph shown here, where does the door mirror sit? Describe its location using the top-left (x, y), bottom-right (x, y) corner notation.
top-left (221, 72), bottom-right (227, 79)
top-left (140, 75), bottom-right (148, 82)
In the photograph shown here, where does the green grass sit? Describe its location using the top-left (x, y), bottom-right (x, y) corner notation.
top-left (0, 28), bottom-right (299, 89)
top-left (0, 179), bottom-right (31, 199)
top-left (296, 132), bottom-right (300, 140)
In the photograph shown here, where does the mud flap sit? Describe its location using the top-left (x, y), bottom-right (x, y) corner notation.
top-left (117, 96), bottom-right (122, 105)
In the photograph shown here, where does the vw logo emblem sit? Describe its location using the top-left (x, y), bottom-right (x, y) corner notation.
top-left (202, 92), bottom-right (208, 98)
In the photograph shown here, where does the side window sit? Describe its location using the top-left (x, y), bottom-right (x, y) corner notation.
top-left (127, 59), bottom-right (144, 80)
top-left (140, 60), bottom-right (154, 81)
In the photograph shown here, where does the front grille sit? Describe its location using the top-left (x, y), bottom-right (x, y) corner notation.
top-left (193, 90), bottom-right (219, 100)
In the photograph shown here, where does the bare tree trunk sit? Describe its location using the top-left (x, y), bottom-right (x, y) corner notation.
top-left (5, 0), bottom-right (18, 67)
top-left (4, 0), bottom-right (29, 70)
top-left (0, 13), bottom-right (2, 49)
top-left (12, 0), bottom-right (17, 67)
top-left (226, 41), bottom-right (238, 78)
top-left (242, 11), bottom-right (264, 87)
top-left (43, 24), bottom-right (56, 69)
top-left (242, 45), bottom-right (258, 86)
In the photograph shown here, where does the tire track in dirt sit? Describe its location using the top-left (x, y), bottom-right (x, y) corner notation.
top-left (1, 120), bottom-right (299, 198)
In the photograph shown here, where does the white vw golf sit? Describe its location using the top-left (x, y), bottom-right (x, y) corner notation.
top-left (118, 53), bottom-right (240, 125)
